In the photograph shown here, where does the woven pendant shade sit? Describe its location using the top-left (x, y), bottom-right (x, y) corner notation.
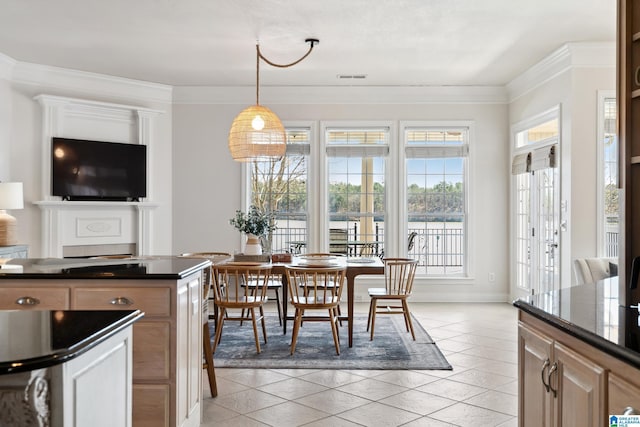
top-left (228, 105), bottom-right (286, 162)
top-left (227, 39), bottom-right (318, 162)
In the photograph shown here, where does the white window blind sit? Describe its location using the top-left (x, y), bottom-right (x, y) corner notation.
top-left (326, 128), bottom-right (390, 157)
top-left (511, 152), bottom-right (531, 175)
top-left (530, 144), bottom-right (557, 171)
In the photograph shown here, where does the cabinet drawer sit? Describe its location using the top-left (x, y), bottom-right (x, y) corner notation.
top-left (133, 321), bottom-right (171, 381)
top-left (0, 287), bottom-right (69, 309)
top-left (133, 384), bottom-right (170, 427)
top-left (73, 287), bottom-right (171, 316)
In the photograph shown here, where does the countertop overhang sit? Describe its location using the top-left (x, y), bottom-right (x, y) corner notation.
top-left (0, 309), bottom-right (144, 375)
top-left (514, 277), bottom-right (640, 370)
top-left (0, 257), bottom-right (211, 280)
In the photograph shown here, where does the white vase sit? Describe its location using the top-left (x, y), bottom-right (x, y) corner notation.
top-left (245, 234), bottom-right (262, 255)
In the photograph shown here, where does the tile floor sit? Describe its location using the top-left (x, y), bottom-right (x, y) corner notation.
top-left (201, 302), bottom-right (519, 427)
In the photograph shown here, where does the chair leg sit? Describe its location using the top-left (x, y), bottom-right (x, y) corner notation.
top-left (259, 305), bottom-right (268, 344)
top-left (370, 298), bottom-right (378, 341)
top-left (290, 308), bottom-right (302, 355)
top-left (212, 309), bottom-right (225, 353)
top-left (329, 308), bottom-right (340, 355)
top-left (250, 308), bottom-right (261, 353)
top-left (402, 300), bottom-right (416, 340)
top-left (366, 298), bottom-right (375, 332)
top-left (202, 322), bottom-right (217, 397)
top-left (274, 288), bottom-right (282, 326)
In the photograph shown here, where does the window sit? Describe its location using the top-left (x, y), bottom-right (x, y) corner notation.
top-left (326, 128), bottom-right (389, 257)
top-left (405, 128), bottom-right (468, 276)
top-left (249, 128), bottom-right (310, 253)
top-left (598, 94), bottom-right (618, 257)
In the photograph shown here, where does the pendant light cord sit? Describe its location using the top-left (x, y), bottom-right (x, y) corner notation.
top-left (255, 38), bottom-right (319, 105)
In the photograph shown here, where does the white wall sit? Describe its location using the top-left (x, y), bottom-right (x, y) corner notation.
top-left (0, 54), bottom-right (14, 180)
top-left (172, 91), bottom-right (511, 302)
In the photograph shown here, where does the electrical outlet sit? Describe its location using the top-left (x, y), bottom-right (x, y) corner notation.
top-left (488, 272), bottom-right (495, 282)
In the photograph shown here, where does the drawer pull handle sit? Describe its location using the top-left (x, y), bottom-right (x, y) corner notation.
top-left (540, 358), bottom-right (551, 392)
top-left (624, 406), bottom-right (639, 415)
top-left (16, 296), bottom-right (40, 306)
top-left (110, 297), bottom-right (133, 306)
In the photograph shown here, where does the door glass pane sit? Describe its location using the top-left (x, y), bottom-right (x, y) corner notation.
top-left (603, 97), bottom-right (618, 257)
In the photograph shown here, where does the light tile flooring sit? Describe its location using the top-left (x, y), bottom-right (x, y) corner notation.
top-left (201, 302), bottom-right (519, 427)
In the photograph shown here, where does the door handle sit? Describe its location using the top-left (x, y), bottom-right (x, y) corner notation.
top-left (547, 362), bottom-right (558, 398)
top-left (540, 358), bottom-right (551, 392)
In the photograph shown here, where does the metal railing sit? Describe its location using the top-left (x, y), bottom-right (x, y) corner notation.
top-left (268, 223), bottom-right (465, 268)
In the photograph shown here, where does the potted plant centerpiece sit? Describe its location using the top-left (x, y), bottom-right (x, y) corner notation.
top-left (229, 205), bottom-right (277, 255)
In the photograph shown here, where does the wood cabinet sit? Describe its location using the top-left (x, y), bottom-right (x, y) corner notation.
top-left (0, 287), bottom-right (70, 309)
top-left (619, 0), bottom-right (640, 304)
top-left (518, 311), bottom-right (638, 427)
top-left (518, 323), bottom-right (554, 427)
top-left (0, 273), bottom-right (203, 427)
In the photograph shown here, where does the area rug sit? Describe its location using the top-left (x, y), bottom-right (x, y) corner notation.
top-left (211, 314), bottom-right (452, 370)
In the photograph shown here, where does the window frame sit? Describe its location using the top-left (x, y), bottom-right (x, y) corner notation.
top-left (399, 121), bottom-right (474, 278)
top-left (596, 90), bottom-right (617, 258)
top-left (320, 121), bottom-right (394, 254)
top-left (241, 121), bottom-right (318, 252)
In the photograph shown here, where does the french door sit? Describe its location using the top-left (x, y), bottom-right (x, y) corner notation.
top-left (531, 166), bottom-right (560, 294)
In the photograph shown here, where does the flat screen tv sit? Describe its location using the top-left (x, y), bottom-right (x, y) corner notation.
top-left (51, 137), bottom-right (147, 201)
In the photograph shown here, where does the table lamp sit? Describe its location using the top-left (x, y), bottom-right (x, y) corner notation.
top-left (0, 182), bottom-right (24, 246)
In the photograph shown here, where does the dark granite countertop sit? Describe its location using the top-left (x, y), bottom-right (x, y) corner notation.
top-left (513, 277), bottom-right (640, 369)
top-left (0, 309), bottom-right (144, 374)
top-left (0, 257), bottom-right (211, 280)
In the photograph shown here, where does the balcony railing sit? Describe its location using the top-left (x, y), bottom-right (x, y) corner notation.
top-left (268, 222), bottom-right (465, 270)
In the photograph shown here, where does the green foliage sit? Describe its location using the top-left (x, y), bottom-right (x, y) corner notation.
top-left (229, 205), bottom-right (277, 236)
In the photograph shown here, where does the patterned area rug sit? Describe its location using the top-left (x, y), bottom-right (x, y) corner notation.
top-left (211, 313), bottom-right (452, 370)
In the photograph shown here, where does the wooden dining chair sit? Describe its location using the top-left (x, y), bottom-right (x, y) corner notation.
top-left (297, 253), bottom-right (346, 323)
top-left (285, 265), bottom-right (346, 355)
top-left (242, 271), bottom-right (284, 326)
top-left (212, 263), bottom-right (272, 353)
top-left (367, 258), bottom-right (418, 340)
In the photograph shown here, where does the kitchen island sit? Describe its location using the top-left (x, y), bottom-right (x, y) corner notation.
top-left (514, 277), bottom-right (640, 426)
top-left (0, 257), bottom-right (211, 427)
top-left (0, 309), bottom-right (143, 427)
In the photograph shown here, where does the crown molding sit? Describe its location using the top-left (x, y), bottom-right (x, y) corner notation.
top-left (11, 60), bottom-right (172, 104)
top-left (172, 84), bottom-right (509, 105)
top-left (507, 42), bottom-right (615, 102)
top-left (0, 52), bottom-right (16, 81)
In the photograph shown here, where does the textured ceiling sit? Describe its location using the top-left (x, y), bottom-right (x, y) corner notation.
top-left (0, 0), bottom-right (616, 87)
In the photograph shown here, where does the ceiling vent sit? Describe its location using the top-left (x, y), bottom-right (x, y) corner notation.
top-left (337, 74), bottom-right (367, 80)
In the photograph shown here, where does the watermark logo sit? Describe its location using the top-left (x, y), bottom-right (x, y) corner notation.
top-left (611, 415), bottom-right (640, 427)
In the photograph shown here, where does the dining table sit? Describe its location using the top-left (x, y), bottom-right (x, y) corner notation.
top-left (270, 256), bottom-right (385, 347)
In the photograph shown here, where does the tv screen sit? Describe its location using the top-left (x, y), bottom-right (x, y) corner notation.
top-left (51, 137), bottom-right (147, 201)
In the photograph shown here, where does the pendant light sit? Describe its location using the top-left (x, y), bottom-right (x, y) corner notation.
top-left (228, 38), bottom-right (319, 162)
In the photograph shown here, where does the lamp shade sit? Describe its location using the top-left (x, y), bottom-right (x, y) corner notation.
top-left (0, 182), bottom-right (23, 210)
top-left (228, 105), bottom-right (286, 162)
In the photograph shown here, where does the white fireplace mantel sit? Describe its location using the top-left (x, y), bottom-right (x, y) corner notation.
top-left (34, 200), bottom-right (158, 258)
